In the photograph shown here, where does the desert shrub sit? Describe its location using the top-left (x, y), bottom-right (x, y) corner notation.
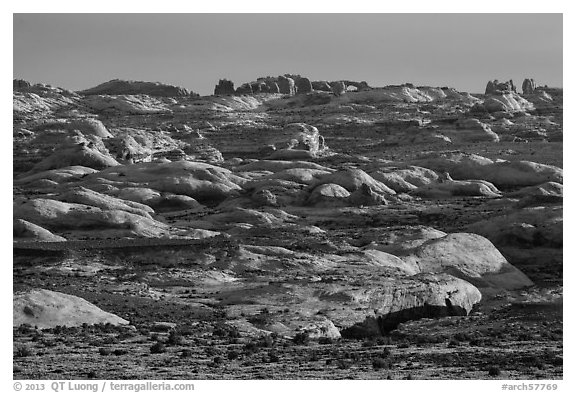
top-left (293, 331), bottom-right (310, 345)
top-left (214, 323), bottom-right (241, 339)
top-left (372, 357), bottom-right (392, 370)
top-left (150, 342), bottom-right (166, 354)
top-left (16, 324), bottom-right (34, 335)
top-left (488, 366), bottom-right (501, 377)
top-left (415, 334), bottom-right (445, 344)
top-left (362, 338), bottom-right (376, 348)
top-left (247, 311), bottom-right (274, 327)
top-left (453, 332), bottom-right (472, 342)
top-left (550, 356), bottom-right (563, 367)
top-left (98, 347), bottom-right (112, 356)
top-left (31, 332), bottom-right (43, 342)
top-left (14, 345), bottom-right (32, 358)
top-left (243, 342), bottom-right (259, 354)
top-left (469, 338), bottom-right (486, 346)
top-left (318, 337), bottom-right (333, 345)
top-left (517, 332), bottom-right (536, 342)
top-left (41, 339), bottom-right (58, 348)
top-left (337, 359), bottom-right (350, 369)
top-left (448, 339), bottom-right (460, 347)
top-left (167, 331), bottom-right (183, 346)
top-left (268, 351), bottom-right (280, 363)
top-left (522, 355), bottom-right (545, 369)
top-left (257, 335), bottom-right (275, 348)
top-left (376, 336), bottom-right (393, 345)
top-left (113, 348), bottom-right (128, 356)
top-left (340, 325), bottom-right (378, 340)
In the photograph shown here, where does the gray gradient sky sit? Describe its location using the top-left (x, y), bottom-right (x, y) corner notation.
top-left (13, 13), bottom-right (562, 95)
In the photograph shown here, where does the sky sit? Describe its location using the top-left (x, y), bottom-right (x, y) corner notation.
top-left (13, 13), bottom-right (563, 95)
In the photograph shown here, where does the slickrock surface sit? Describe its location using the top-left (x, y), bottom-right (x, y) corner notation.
top-left (13, 77), bottom-right (562, 379)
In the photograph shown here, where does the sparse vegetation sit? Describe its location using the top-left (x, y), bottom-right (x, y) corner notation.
top-left (292, 332), bottom-right (310, 345)
top-left (150, 342), bottom-right (166, 354)
top-left (14, 345), bottom-right (32, 358)
top-left (488, 366), bottom-right (501, 377)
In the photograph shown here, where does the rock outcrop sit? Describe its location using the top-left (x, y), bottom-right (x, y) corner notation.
top-left (411, 152), bottom-right (562, 187)
top-left (277, 75), bottom-right (296, 95)
top-left (13, 219), bottom-right (67, 242)
top-left (14, 198), bottom-right (169, 238)
top-left (13, 79), bottom-right (32, 90)
top-left (14, 289), bottom-right (129, 328)
top-left (78, 79), bottom-right (193, 97)
top-left (522, 78), bottom-right (537, 95)
top-left (485, 79), bottom-right (516, 95)
top-left (330, 81), bottom-right (346, 96)
top-left (214, 79), bottom-right (235, 95)
top-left (294, 76), bottom-right (313, 94)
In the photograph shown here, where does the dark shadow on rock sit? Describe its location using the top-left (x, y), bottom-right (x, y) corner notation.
top-left (340, 302), bottom-right (469, 339)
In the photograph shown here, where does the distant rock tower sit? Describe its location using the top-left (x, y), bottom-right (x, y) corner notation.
top-left (277, 76), bottom-right (295, 95)
top-left (485, 79), bottom-right (515, 95)
top-left (13, 79), bottom-right (32, 91)
top-left (214, 79), bottom-right (235, 95)
top-left (235, 83), bottom-right (253, 94)
top-left (294, 76), bottom-right (313, 94)
top-left (330, 81), bottom-right (346, 96)
top-left (522, 78), bottom-right (537, 95)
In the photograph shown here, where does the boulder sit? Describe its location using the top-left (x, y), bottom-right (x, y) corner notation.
top-left (306, 183), bottom-right (350, 207)
top-left (14, 289), bottom-right (129, 329)
top-left (347, 183), bottom-right (389, 206)
top-left (310, 168), bottom-right (396, 195)
top-left (31, 144), bottom-right (120, 172)
top-left (402, 233), bottom-right (533, 292)
top-left (85, 161), bottom-right (244, 204)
